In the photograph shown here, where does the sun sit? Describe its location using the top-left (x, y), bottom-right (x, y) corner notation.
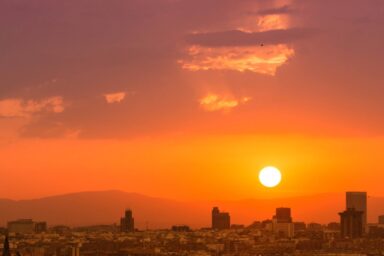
top-left (259, 166), bottom-right (282, 188)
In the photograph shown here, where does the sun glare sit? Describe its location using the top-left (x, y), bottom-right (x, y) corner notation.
top-left (259, 166), bottom-right (282, 188)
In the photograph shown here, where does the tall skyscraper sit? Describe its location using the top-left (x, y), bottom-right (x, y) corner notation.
top-left (120, 209), bottom-right (135, 232)
top-left (339, 208), bottom-right (364, 238)
top-left (346, 192), bottom-right (367, 231)
top-left (274, 208), bottom-right (292, 223)
top-left (271, 208), bottom-right (294, 238)
top-left (211, 207), bottom-right (230, 230)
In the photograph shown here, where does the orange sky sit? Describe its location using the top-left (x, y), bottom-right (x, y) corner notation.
top-left (1, 134), bottom-right (384, 200)
top-left (1, 0), bottom-right (384, 201)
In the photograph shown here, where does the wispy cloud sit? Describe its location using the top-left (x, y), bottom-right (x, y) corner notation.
top-left (104, 92), bottom-right (126, 104)
top-left (0, 97), bottom-right (64, 118)
top-left (200, 94), bottom-right (251, 112)
top-left (257, 15), bottom-right (290, 32)
top-left (179, 44), bottom-right (294, 75)
top-left (179, 7), bottom-right (304, 75)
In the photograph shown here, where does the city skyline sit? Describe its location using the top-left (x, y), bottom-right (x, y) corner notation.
top-left (0, 190), bottom-right (383, 229)
top-left (0, 190), bottom-right (376, 233)
top-left (1, 190), bottom-right (383, 255)
top-left (1, 0), bottom-right (384, 254)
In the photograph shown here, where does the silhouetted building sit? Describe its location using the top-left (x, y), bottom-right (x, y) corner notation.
top-left (7, 219), bottom-right (48, 234)
top-left (212, 207), bottom-right (230, 230)
top-left (379, 215), bottom-right (384, 225)
top-left (261, 219), bottom-right (272, 229)
top-left (294, 222), bottom-right (307, 232)
top-left (273, 222), bottom-right (294, 238)
top-left (339, 208), bottom-right (364, 238)
top-left (3, 236), bottom-right (10, 256)
top-left (7, 219), bottom-right (35, 234)
top-left (274, 208), bottom-right (292, 223)
top-left (120, 209), bottom-right (135, 232)
top-left (327, 222), bottom-right (341, 231)
top-left (35, 222), bottom-right (47, 233)
top-left (346, 192), bottom-right (367, 231)
top-left (248, 221), bottom-right (262, 229)
top-left (271, 208), bottom-right (294, 238)
top-left (172, 225), bottom-right (191, 232)
top-left (230, 224), bottom-right (245, 229)
top-left (368, 225), bottom-right (384, 238)
top-left (307, 222), bottom-right (323, 231)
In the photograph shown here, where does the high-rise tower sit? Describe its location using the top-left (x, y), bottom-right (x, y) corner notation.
top-left (339, 208), bottom-right (364, 238)
top-left (120, 209), bottom-right (135, 232)
top-left (274, 208), bottom-right (292, 223)
top-left (271, 208), bottom-right (294, 238)
top-left (211, 207), bottom-right (230, 230)
top-left (346, 192), bottom-right (367, 232)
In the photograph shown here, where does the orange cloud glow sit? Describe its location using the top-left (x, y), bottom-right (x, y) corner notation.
top-left (257, 15), bottom-right (290, 32)
top-left (180, 4), bottom-right (295, 75)
top-left (200, 94), bottom-right (251, 112)
top-left (0, 97), bottom-right (64, 118)
top-left (104, 92), bottom-right (126, 103)
top-left (180, 44), bottom-right (294, 75)
top-left (237, 12), bottom-right (290, 33)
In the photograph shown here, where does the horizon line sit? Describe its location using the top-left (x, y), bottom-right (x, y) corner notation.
top-left (0, 189), bottom-right (377, 202)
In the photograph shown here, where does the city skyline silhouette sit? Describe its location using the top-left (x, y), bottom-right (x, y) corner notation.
top-left (1, 0), bottom-right (384, 254)
top-left (0, 190), bottom-right (382, 229)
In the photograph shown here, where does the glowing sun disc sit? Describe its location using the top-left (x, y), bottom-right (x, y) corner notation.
top-left (259, 166), bottom-right (282, 188)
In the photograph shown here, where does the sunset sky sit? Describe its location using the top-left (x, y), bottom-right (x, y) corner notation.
top-left (1, 0), bottom-right (384, 201)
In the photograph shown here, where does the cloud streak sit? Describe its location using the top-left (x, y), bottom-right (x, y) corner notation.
top-left (179, 44), bottom-right (294, 75)
top-left (0, 97), bottom-right (64, 118)
top-left (200, 94), bottom-right (251, 112)
top-left (104, 92), bottom-right (126, 104)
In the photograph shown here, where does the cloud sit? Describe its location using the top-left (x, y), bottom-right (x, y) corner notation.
top-left (200, 94), bottom-right (251, 112)
top-left (256, 14), bottom-right (290, 32)
top-left (179, 44), bottom-right (294, 75)
top-left (185, 28), bottom-right (314, 47)
top-left (2, 0), bottom-right (383, 139)
top-left (180, 27), bottom-right (316, 75)
top-left (178, 2), bottom-right (305, 75)
top-left (0, 97), bottom-right (64, 118)
top-left (104, 92), bottom-right (126, 104)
